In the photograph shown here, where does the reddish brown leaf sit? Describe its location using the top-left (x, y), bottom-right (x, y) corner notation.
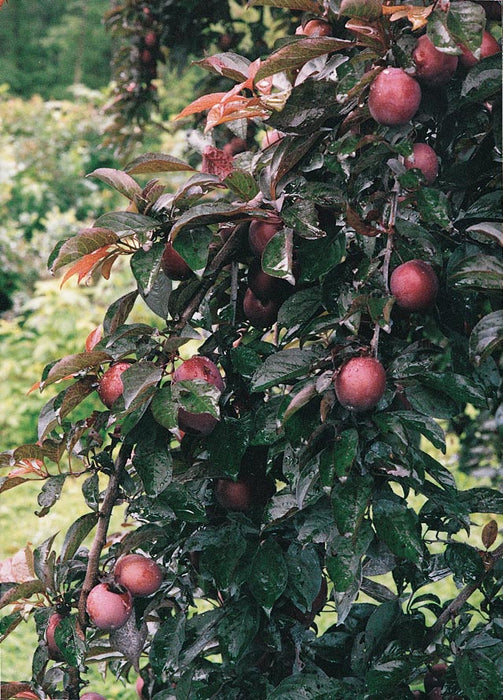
top-left (85, 326), bottom-right (103, 352)
top-left (174, 92), bottom-right (228, 120)
top-left (346, 205), bottom-right (381, 237)
top-left (482, 519), bottom-right (498, 549)
top-left (59, 246), bottom-right (116, 288)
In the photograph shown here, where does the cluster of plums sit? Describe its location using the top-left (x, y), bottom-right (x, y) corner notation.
top-left (46, 554), bottom-right (163, 660)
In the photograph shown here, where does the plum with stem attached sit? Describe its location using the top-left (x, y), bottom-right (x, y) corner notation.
top-left (86, 582), bottom-right (133, 631)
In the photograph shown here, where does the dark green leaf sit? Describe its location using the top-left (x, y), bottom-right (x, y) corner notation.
top-left (459, 488), bottom-right (503, 514)
top-left (41, 351), bottom-right (111, 389)
top-left (327, 520), bottom-right (373, 592)
top-left (205, 419), bottom-right (249, 478)
top-left (373, 494), bottom-right (423, 563)
top-left (150, 614), bottom-right (186, 675)
top-left (277, 287), bottom-right (322, 329)
top-left (172, 379), bottom-right (221, 419)
top-left (251, 347), bottom-right (319, 392)
top-left (94, 211), bottom-right (159, 235)
top-left (256, 36), bottom-right (351, 81)
top-left (133, 422), bottom-right (173, 496)
top-left (173, 226), bottom-right (214, 273)
top-left (87, 167), bottom-right (142, 199)
top-left (415, 188), bottom-right (451, 228)
top-left (224, 169), bottom-right (259, 201)
top-left (469, 310), bottom-right (503, 365)
top-left (332, 474), bottom-right (373, 535)
top-left (262, 227), bottom-right (295, 283)
top-left (60, 512), bottom-right (98, 562)
top-left (36, 475), bottom-right (66, 516)
top-left (448, 253), bottom-right (503, 291)
top-left (249, 539), bottom-right (288, 611)
top-left (151, 385), bottom-right (179, 430)
top-left (103, 291), bottom-right (139, 335)
top-left (121, 362), bottom-right (163, 411)
top-left (218, 598), bottom-right (260, 664)
top-left (54, 614), bottom-right (86, 666)
top-left (445, 542), bottom-right (485, 584)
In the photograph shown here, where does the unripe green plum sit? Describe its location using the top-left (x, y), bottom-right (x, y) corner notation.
top-left (334, 356), bottom-right (386, 411)
top-left (86, 582), bottom-right (133, 631)
top-left (390, 259), bottom-right (439, 311)
top-left (114, 553), bottom-right (163, 597)
top-left (404, 143), bottom-right (439, 184)
top-left (413, 35), bottom-right (458, 86)
top-left (368, 68), bottom-right (421, 126)
top-left (98, 361), bottom-right (132, 409)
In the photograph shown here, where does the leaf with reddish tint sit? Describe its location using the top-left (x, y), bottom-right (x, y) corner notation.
top-left (346, 205), bottom-right (380, 237)
top-left (195, 53), bottom-right (251, 82)
top-left (59, 246), bottom-right (117, 288)
top-left (87, 167), bottom-right (142, 199)
top-left (205, 97), bottom-right (271, 131)
top-left (269, 133), bottom-right (319, 199)
top-left (170, 202), bottom-right (266, 239)
top-left (340, 0), bottom-right (382, 20)
top-left (174, 92), bottom-right (228, 120)
top-left (42, 351), bottom-right (111, 389)
top-left (255, 37), bottom-right (352, 81)
top-left (85, 326), bottom-right (102, 352)
top-left (482, 520), bottom-right (498, 550)
top-left (125, 152), bottom-right (196, 174)
top-left (51, 228), bottom-right (118, 273)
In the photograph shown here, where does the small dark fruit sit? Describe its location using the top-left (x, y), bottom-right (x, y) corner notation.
top-left (114, 553), bottom-right (163, 597)
top-left (98, 361), bottom-right (132, 409)
top-left (300, 19), bottom-right (332, 36)
top-left (215, 479), bottom-right (253, 511)
top-left (248, 217), bottom-right (283, 257)
top-left (160, 242), bottom-right (193, 281)
top-left (86, 582), bottom-right (133, 631)
top-left (368, 68), bottom-right (422, 126)
top-left (390, 259), bottom-right (439, 311)
top-left (413, 34), bottom-right (458, 86)
top-left (404, 143), bottom-right (439, 184)
top-left (247, 259), bottom-right (293, 302)
top-left (243, 287), bottom-right (280, 328)
top-left (335, 356), bottom-right (386, 411)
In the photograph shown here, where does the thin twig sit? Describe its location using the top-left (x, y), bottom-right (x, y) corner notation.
top-left (77, 441), bottom-right (132, 630)
top-left (425, 540), bottom-right (503, 646)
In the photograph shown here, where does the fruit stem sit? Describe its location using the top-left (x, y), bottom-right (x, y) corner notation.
top-left (77, 441), bottom-right (132, 631)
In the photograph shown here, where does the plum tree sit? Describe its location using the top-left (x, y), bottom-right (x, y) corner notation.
top-left (160, 241), bottom-right (193, 281)
top-left (2, 2), bottom-right (502, 699)
top-left (334, 356), bottom-right (387, 411)
top-left (368, 68), bottom-right (422, 126)
top-left (114, 553), bottom-right (163, 597)
top-left (85, 583), bottom-right (133, 631)
top-left (412, 34), bottom-right (458, 86)
top-left (404, 143), bottom-right (439, 184)
top-left (390, 259), bottom-right (439, 311)
top-left (97, 361), bottom-right (132, 408)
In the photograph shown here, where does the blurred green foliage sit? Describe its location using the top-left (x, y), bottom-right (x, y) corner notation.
top-left (0, 0), bottom-right (112, 99)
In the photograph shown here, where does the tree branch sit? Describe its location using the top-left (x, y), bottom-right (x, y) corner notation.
top-left (77, 441), bottom-right (132, 630)
top-left (425, 540), bottom-right (503, 646)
